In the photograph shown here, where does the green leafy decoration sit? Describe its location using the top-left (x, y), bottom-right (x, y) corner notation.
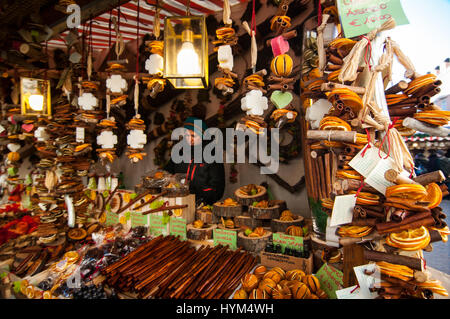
top-left (309, 197), bottom-right (328, 233)
top-left (150, 200), bottom-right (165, 210)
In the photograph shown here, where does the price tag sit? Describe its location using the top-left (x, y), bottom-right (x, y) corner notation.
top-left (272, 233), bottom-right (304, 253)
top-left (213, 228), bottom-right (237, 250)
top-left (105, 211), bottom-right (119, 226)
top-left (149, 215), bottom-right (167, 236)
top-left (336, 0), bottom-right (409, 39)
top-left (170, 217), bottom-right (187, 240)
top-left (315, 263), bottom-right (344, 299)
top-left (131, 212), bottom-right (148, 228)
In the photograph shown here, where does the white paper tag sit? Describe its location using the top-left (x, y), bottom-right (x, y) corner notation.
top-left (76, 127), bottom-right (85, 143)
top-left (349, 143), bottom-right (382, 177)
top-left (330, 194), bottom-right (357, 227)
top-left (364, 158), bottom-right (396, 194)
top-left (335, 285), bottom-right (363, 299)
top-left (325, 217), bottom-right (340, 247)
top-left (0, 124), bottom-right (5, 134)
top-left (353, 264), bottom-right (381, 299)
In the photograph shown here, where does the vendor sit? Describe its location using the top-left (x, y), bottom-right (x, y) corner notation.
top-left (164, 116), bottom-right (225, 205)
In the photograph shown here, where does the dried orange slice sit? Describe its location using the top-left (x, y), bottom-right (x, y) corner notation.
top-left (423, 183), bottom-right (442, 209)
top-left (416, 280), bottom-right (448, 296)
top-left (349, 191), bottom-right (380, 205)
top-left (385, 184), bottom-right (427, 200)
top-left (386, 226), bottom-right (431, 251)
top-left (43, 290), bottom-right (52, 299)
top-left (337, 225), bottom-right (373, 238)
top-left (320, 198), bottom-right (334, 209)
top-left (429, 226), bottom-right (450, 243)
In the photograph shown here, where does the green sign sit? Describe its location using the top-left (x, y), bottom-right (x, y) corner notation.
top-left (273, 233), bottom-right (304, 253)
top-left (105, 211), bottom-right (119, 226)
top-left (337, 0), bottom-right (409, 38)
top-left (315, 263), bottom-right (344, 299)
top-left (131, 212), bottom-right (148, 228)
top-left (149, 215), bottom-right (167, 236)
top-left (170, 218), bottom-right (187, 240)
top-left (213, 228), bottom-right (237, 250)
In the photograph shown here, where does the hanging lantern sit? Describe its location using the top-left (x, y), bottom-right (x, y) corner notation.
top-left (20, 77), bottom-right (51, 116)
top-left (163, 15), bottom-right (208, 89)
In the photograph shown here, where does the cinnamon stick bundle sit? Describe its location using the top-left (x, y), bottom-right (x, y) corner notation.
top-left (376, 214), bottom-right (435, 234)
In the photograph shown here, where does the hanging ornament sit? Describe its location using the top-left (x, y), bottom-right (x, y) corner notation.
top-left (213, 0), bottom-right (238, 96)
top-left (125, 0), bottom-right (147, 163)
top-left (237, 71), bottom-right (269, 135)
top-left (96, 118), bottom-right (118, 163)
top-left (266, 0), bottom-right (298, 129)
top-left (142, 2), bottom-right (166, 98)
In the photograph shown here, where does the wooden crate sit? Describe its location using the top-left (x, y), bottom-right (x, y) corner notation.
top-left (260, 251), bottom-right (314, 273)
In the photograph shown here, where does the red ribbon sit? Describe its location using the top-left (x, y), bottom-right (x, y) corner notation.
top-left (359, 35), bottom-right (372, 71)
top-left (251, 0), bottom-right (256, 34)
top-left (354, 176), bottom-right (365, 199)
top-left (360, 128), bottom-right (372, 157)
top-left (318, 0), bottom-right (322, 26)
top-left (350, 284), bottom-right (360, 293)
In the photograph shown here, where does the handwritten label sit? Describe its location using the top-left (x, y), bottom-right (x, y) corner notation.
top-left (330, 194), bottom-right (357, 227)
top-left (273, 233), bottom-right (304, 253)
top-left (336, 285), bottom-right (363, 299)
top-left (131, 212), bottom-right (148, 228)
top-left (170, 217), bottom-right (187, 240)
top-left (337, 0), bottom-right (409, 38)
top-left (105, 211), bottom-right (119, 226)
top-left (149, 215), bottom-right (167, 236)
top-left (349, 143), bottom-right (409, 195)
top-left (315, 263), bottom-right (343, 299)
top-left (213, 228), bottom-right (237, 250)
top-left (353, 264), bottom-right (381, 299)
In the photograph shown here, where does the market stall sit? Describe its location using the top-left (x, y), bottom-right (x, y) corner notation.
top-left (0, 0), bottom-right (448, 301)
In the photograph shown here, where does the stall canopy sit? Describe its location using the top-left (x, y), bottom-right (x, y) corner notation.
top-left (45, 0), bottom-right (244, 51)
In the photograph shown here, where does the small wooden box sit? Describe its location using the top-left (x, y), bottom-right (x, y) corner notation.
top-left (165, 194), bottom-right (196, 224)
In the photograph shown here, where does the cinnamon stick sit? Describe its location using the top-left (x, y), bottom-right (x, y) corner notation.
top-left (376, 216), bottom-right (435, 234)
top-left (363, 249), bottom-right (422, 270)
top-left (133, 190), bottom-right (168, 210)
top-left (307, 130), bottom-right (357, 143)
top-left (317, 155), bottom-right (327, 200)
top-left (141, 204), bottom-right (188, 215)
top-left (414, 170), bottom-right (446, 185)
top-left (116, 189), bottom-right (152, 215)
top-left (324, 152), bottom-right (332, 196)
top-left (385, 80), bottom-right (408, 95)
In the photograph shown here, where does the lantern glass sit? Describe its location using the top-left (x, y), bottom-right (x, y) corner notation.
top-left (20, 77), bottom-right (51, 116)
top-left (163, 15), bottom-right (208, 89)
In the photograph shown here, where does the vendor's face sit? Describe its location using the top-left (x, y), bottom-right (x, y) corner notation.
top-left (184, 129), bottom-right (201, 146)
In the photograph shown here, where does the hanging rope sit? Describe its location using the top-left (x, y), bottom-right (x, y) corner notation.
top-left (250, 0), bottom-right (257, 72)
top-left (108, 10), bottom-right (112, 49)
top-left (134, 0), bottom-right (141, 116)
top-left (154, 4), bottom-right (161, 39)
top-left (87, 18), bottom-right (93, 80)
top-left (223, 0), bottom-right (232, 25)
